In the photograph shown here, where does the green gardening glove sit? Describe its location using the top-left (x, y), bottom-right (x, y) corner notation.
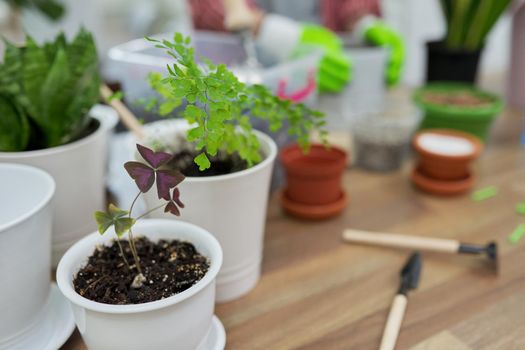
top-left (362, 20), bottom-right (405, 86)
top-left (295, 24), bottom-right (352, 93)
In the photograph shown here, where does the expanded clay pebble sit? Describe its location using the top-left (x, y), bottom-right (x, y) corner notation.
top-left (355, 137), bottom-right (410, 172)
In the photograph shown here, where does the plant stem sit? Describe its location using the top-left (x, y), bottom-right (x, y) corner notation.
top-left (116, 237), bottom-right (131, 270)
top-left (129, 191), bottom-right (141, 217)
top-left (127, 227), bottom-right (143, 276)
top-left (127, 191), bottom-right (143, 274)
top-left (135, 203), bottom-right (166, 221)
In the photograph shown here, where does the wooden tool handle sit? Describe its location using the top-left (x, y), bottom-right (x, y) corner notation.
top-left (99, 84), bottom-right (146, 140)
top-left (342, 229), bottom-right (460, 253)
top-left (380, 294), bottom-right (407, 350)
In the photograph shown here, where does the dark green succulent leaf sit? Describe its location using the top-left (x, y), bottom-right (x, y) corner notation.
top-left (0, 29), bottom-right (100, 150)
top-left (0, 96), bottom-right (29, 151)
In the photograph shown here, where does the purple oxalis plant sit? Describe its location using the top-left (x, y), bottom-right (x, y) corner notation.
top-left (94, 144), bottom-right (185, 288)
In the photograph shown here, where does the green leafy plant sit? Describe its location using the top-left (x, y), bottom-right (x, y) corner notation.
top-left (6, 0), bottom-right (64, 21)
top-left (146, 33), bottom-right (327, 171)
top-left (0, 28), bottom-right (100, 151)
top-left (95, 144), bottom-right (185, 287)
top-left (440, 0), bottom-right (512, 51)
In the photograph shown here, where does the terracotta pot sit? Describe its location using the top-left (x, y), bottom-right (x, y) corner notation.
top-left (280, 144), bottom-right (348, 219)
top-left (412, 129), bottom-right (482, 181)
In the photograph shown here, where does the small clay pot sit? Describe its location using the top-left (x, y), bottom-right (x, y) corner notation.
top-left (280, 144), bottom-right (347, 219)
top-left (413, 129), bottom-right (482, 181)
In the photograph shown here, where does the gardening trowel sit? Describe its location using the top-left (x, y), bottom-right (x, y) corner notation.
top-left (380, 252), bottom-right (422, 350)
top-left (342, 229), bottom-right (498, 272)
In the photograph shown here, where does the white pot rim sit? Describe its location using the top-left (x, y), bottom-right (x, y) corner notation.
top-left (0, 163), bottom-right (55, 232)
top-left (138, 120), bottom-right (278, 183)
top-left (0, 105), bottom-right (115, 159)
top-left (56, 219), bottom-right (222, 314)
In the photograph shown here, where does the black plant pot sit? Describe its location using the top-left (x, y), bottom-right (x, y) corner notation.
top-left (426, 41), bottom-right (482, 83)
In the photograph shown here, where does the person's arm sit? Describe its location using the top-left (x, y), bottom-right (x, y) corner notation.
top-left (320, 0), bottom-right (380, 32)
top-left (189, 0), bottom-right (261, 32)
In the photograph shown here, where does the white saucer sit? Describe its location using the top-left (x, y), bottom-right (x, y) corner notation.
top-left (5, 283), bottom-right (75, 350)
top-left (196, 316), bottom-right (226, 350)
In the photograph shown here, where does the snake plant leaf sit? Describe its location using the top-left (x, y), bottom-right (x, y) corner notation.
top-left (0, 96), bottom-right (29, 151)
top-left (0, 29), bottom-right (100, 150)
top-left (7, 0), bottom-right (64, 21)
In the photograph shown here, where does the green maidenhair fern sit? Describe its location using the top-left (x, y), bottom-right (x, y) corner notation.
top-left (441, 0), bottom-right (512, 51)
top-left (147, 33), bottom-right (327, 171)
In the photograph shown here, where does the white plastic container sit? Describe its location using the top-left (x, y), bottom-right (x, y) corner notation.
top-left (107, 30), bottom-right (321, 109)
top-left (0, 105), bottom-right (118, 266)
top-left (134, 119), bottom-right (277, 302)
top-left (56, 219), bottom-right (223, 350)
top-left (319, 45), bottom-right (387, 129)
top-left (0, 164), bottom-right (54, 347)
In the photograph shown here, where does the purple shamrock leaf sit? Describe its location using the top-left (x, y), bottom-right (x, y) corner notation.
top-left (164, 201), bottom-right (180, 216)
top-left (156, 169), bottom-right (185, 200)
top-left (124, 161), bottom-right (155, 193)
top-left (137, 144), bottom-right (173, 169)
top-left (164, 187), bottom-right (185, 216)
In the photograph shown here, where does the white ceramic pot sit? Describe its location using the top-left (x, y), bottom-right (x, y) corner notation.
top-left (56, 219), bottom-right (222, 350)
top-left (0, 105), bottom-right (118, 266)
top-left (319, 46), bottom-right (387, 129)
top-left (0, 164), bottom-right (54, 347)
top-left (135, 120), bottom-right (277, 302)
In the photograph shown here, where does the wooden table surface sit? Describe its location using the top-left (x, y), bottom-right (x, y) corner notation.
top-left (62, 107), bottom-right (525, 350)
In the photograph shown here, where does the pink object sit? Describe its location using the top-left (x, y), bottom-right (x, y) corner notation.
top-left (508, 2), bottom-right (525, 109)
top-left (277, 70), bottom-right (317, 103)
top-left (189, 0), bottom-right (380, 32)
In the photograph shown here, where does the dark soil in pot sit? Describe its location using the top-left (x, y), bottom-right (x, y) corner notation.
top-left (419, 90), bottom-right (492, 108)
top-left (73, 237), bottom-right (209, 305)
top-left (23, 117), bottom-right (100, 152)
top-left (168, 149), bottom-right (248, 177)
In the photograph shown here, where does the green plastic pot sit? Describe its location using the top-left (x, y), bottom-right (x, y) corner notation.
top-left (413, 83), bottom-right (503, 142)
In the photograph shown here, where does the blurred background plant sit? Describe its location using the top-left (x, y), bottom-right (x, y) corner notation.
top-left (440, 0), bottom-right (512, 51)
top-left (4, 0), bottom-right (64, 20)
top-left (0, 28), bottom-right (101, 151)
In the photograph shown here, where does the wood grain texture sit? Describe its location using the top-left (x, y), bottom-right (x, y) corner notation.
top-left (61, 106), bottom-right (525, 350)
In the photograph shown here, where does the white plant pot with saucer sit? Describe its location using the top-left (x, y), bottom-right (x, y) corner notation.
top-left (0, 105), bottom-right (118, 266)
top-left (56, 219), bottom-right (224, 350)
top-left (0, 163), bottom-right (75, 350)
top-left (132, 119), bottom-right (277, 302)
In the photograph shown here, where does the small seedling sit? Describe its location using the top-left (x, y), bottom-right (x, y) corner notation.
top-left (94, 144), bottom-right (185, 288)
top-left (145, 33), bottom-right (327, 171)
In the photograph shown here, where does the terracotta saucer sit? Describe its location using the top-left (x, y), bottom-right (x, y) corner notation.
top-left (280, 190), bottom-right (348, 220)
top-left (411, 167), bottom-right (474, 196)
